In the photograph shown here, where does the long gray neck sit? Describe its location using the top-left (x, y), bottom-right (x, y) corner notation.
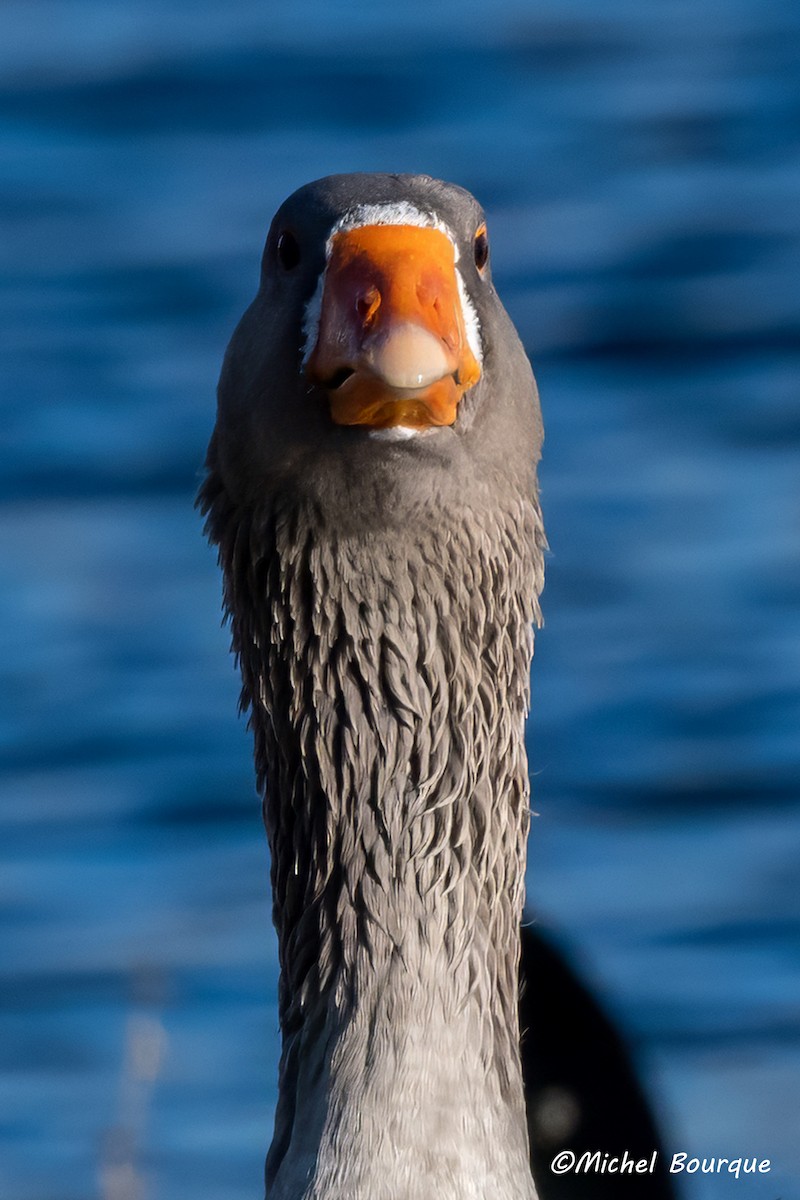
top-left (210, 484), bottom-right (545, 1200)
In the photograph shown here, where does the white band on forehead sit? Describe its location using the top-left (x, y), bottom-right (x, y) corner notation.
top-left (328, 201), bottom-right (459, 259)
top-left (302, 201), bottom-right (483, 368)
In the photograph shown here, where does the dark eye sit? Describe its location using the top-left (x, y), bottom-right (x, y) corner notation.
top-left (277, 230), bottom-right (301, 271)
top-left (473, 224), bottom-right (489, 271)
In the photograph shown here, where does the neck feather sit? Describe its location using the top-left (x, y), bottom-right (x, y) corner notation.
top-left (204, 479), bottom-right (545, 1200)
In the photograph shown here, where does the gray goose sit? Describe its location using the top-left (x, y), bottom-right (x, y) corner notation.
top-left (199, 173), bottom-right (669, 1200)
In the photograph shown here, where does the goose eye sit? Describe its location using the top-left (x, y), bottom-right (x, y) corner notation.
top-left (473, 224), bottom-right (489, 271)
top-left (277, 230), bottom-right (301, 271)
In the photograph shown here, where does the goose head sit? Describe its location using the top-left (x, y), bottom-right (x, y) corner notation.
top-left (206, 172), bottom-right (542, 536)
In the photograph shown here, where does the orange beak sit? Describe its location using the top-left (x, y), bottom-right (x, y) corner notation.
top-left (305, 224), bottom-right (481, 429)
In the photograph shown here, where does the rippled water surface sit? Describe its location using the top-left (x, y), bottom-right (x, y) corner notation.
top-left (2, 2), bottom-right (799, 1198)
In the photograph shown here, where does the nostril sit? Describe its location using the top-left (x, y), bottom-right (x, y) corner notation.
top-left (417, 281), bottom-right (439, 314)
top-left (356, 286), bottom-right (381, 325)
top-left (425, 292), bottom-right (455, 346)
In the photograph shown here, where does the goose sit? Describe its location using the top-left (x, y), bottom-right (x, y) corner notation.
top-left (199, 172), bottom-right (672, 1200)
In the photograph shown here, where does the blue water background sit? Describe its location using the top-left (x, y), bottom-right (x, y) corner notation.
top-left (2, 1), bottom-right (799, 1197)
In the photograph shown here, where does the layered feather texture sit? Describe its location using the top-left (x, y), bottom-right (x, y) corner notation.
top-left (201, 469), bottom-right (545, 1199)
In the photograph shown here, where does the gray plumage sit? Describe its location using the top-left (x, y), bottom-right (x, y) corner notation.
top-left (200, 173), bottom-right (546, 1200)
